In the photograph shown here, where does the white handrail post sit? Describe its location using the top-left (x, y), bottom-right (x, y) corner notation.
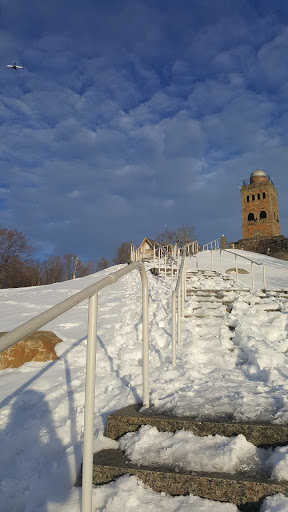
top-left (184, 257), bottom-right (187, 301)
top-left (164, 253), bottom-right (167, 277)
top-left (196, 253), bottom-right (198, 270)
top-left (235, 254), bottom-right (238, 283)
top-left (181, 270), bottom-right (185, 316)
top-left (171, 293), bottom-right (176, 366)
top-left (81, 291), bottom-right (98, 512)
top-left (177, 286), bottom-right (181, 346)
top-left (251, 262), bottom-right (254, 288)
top-left (140, 266), bottom-right (149, 408)
top-left (171, 261), bottom-right (174, 288)
top-left (153, 245), bottom-right (156, 266)
top-left (211, 249), bottom-right (213, 271)
top-left (263, 264), bottom-right (266, 290)
top-left (220, 249), bottom-right (223, 275)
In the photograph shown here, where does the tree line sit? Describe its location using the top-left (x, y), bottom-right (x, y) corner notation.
top-left (0, 224), bottom-right (195, 288)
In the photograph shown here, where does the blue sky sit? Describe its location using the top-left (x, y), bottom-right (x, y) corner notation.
top-left (1, 0), bottom-right (288, 261)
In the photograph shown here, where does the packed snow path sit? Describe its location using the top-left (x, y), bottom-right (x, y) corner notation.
top-left (152, 266), bottom-right (288, 425)
top-left (1, 253), bottom-right (288, 511)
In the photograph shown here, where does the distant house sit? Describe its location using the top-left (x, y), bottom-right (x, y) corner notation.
top-left (138, 237), bottom-right (157, 259)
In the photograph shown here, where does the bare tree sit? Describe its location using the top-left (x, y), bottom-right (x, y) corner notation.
top-left (0, 226), bottom-right (32, 288)
top-left (96, 257), bottom-right (110, 271)
top-left (156, 224), bottom-right (196, 247)
top-left (113, 241), bottom-right (133, 265)
top-left (63, 254), bottom-right (78, 280)
top-left (0, 225), bottom-right (104, 287)
top-left (41, 255), bottom-right (65, 284)
top-left (77, 259), bottom-right (94, 277)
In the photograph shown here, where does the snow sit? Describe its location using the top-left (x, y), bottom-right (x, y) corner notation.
top-left (119, 426), bottom-right (267, 477)
top-left (1, 251), bottom-right (288, 511)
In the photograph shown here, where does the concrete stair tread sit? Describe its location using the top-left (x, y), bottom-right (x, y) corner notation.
top-left (104, 404), bottom-right (288, 446)
top-left (187, 288), bottom-right (251, 293)
top-left (92, 447), bottom-right (288, 507)
top-left (90, 404), bottom-right (288, 508)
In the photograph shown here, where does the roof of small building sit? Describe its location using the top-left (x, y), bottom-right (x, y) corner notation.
top-left (138, 237), bottom-right (156, 248)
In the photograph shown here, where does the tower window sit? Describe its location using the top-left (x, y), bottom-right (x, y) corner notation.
top-left (252, 194), bottom-right (255, 201)
top-left (247, 196), bottom-right (249, 202)
top-left (257, 193), bottom-right (260, 200)
top-left (260, 210), bottom-right (267, 219)
top-left (248, 213), bottom-right (255, 221)
top-left (263, 192), bottom-right (266, 199)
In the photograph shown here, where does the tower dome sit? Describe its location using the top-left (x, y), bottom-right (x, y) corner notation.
top-left (250, 169), bottom-right (267, 184)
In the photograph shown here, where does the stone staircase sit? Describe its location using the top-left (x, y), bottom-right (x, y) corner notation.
top-left (92, 404), bottom-right (288, 511)
top-left (90, 268), bottom-right (288, 511)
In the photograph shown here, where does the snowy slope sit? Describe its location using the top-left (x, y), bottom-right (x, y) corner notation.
top-left (1, 252), bottom-right (288, 511)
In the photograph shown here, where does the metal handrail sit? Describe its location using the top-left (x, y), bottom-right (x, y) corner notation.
top-left (153, 241), bottom-right (179, 285)
top-left (220, 249), bottom-right (266, 289)
top-left (130, 243), bottom-right (145, 262)
top-left (202, 238), bottom-right (221, 251)
top-left (185, 241), bottom-right (198, 255)
top-left (171, 251), bottom-right (186, 366)
top-left (0, 262), bottom-right (149, 512)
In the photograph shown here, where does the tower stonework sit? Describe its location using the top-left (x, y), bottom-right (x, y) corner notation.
top-left (240, 170), bottom-right (281, 239)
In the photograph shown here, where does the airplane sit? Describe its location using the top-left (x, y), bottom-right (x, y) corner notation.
top-left (6, 62), bottom-right (24, 71)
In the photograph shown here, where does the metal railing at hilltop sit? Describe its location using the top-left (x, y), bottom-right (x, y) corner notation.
top-left (0, 263), bottom-right (149, 512)
top-left (198, 237), bottom-right (267, 289)
top-left (220, 249), bottom-right (266, 289)
top-left (242, 175), bottom-right (274, 186)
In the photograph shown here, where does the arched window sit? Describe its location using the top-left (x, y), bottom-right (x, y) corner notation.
top-left (252, 194), bottom-right (255, 201)
top-left (260, 210), bottom-right (267, 219)
top-left (263, 192), bottom-right (266, 199)
top-left (257, 193), bottom-right (260, 200)
top-left (247, 196), bottom-right (249, 202)
top-left (248, 213), bottom-right (255, 221)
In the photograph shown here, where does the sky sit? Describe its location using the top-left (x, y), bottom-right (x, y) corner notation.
top-left (1, 0), bottom-right (288, 262)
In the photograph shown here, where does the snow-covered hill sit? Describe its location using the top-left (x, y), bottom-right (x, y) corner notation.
top-left (1, 251), bottom-right (288, 512)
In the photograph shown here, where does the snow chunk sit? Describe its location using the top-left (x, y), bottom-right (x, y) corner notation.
top-left (119, 426), bottom-right (264, 476)
top-left (265, 446), bottom-right (288, 481)
top-left (260, 493), bottom-right (288, 512)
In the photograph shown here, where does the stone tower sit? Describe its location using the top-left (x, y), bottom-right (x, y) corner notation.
top-left (240, 170), bottom-right (281, 239)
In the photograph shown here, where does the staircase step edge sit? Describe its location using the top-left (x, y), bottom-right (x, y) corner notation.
top-left (92, 448), bottom-right (288, 506)
top-left (105, 405), bottom-right (288, 446)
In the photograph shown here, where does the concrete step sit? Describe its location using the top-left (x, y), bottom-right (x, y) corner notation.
top-left (104, 404), bottom-right (288, 447)
top-left (89, 404), bottom-right (288, 509)
top-left (92, 447), bottom-right (288, 508)
top-left (187, 288), bottom-right (251, 293)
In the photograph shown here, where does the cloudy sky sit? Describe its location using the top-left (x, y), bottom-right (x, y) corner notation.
top-left (1, 0), bottom-right (288, 261)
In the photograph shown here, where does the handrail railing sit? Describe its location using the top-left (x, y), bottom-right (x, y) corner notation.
top-left (185, 240), bottom-right (198, 255)
top-left (220, 249), bottom-right (266, 289)
top-left (171, 251), bottom-right (186, 366)
top-left (130, 243), bottom-right (145, 262)
top-left (153, 241), bottom-right (179, 286)
top-left (202, 238), bottom-right (221, 251)
top-left (0, 262), bottom-right (149, 512)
